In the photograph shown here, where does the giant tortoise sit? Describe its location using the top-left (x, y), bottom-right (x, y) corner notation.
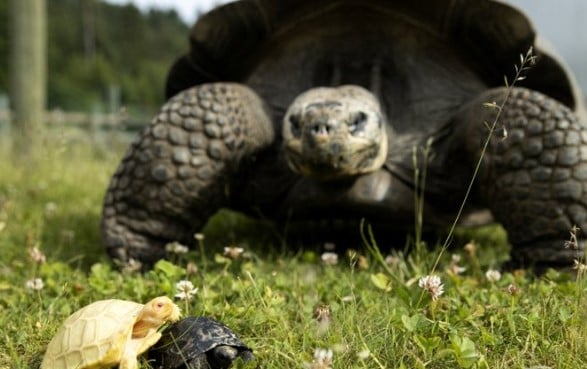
top-left (101, 0), bottom-right (587, 269)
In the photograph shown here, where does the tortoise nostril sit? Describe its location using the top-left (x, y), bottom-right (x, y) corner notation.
top-left (310, 120), bottom-right (334, 137)
top-left (312, 123), bottom-right (329, 136)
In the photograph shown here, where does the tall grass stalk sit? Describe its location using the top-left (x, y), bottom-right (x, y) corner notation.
top-left (429, 47), bottom-right (537, 273)
top-left (411, 137), bottom-right (434, 263)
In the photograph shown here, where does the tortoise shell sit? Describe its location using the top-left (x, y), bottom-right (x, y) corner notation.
top-left (41, 299), bottom-right (145, 369)
top-left (41, 297), bottom-right (180, 369)
top-left (166, 0), bottom-right (585, 131)
top-left (148, 317), bottom-right (254, 369)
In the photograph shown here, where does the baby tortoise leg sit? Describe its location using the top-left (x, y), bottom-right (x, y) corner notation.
top-left (118, 356), bottom-right (138, 369)
top-left (459, 87), bottom-right (587, 269)
top-left (101, 83), bottom-right (274, 266)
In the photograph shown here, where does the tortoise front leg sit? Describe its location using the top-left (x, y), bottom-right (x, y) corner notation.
top-left (118, 356), bottom-right (138, 369)
top-left (457, 87), bottom-right (587, 269)
top-left (101, 83), bottom-right (274, 266)
top-left (119, 332), bottom-right (161, 369)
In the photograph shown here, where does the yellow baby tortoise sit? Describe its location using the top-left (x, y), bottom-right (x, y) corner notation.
top-left (41, 296), bottom-right (180, 369)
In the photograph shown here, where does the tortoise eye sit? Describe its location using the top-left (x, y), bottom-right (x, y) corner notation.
top-left (349, 111), bottom-right (367, 135)
top-left (288, 114), bottom-right (302, 137)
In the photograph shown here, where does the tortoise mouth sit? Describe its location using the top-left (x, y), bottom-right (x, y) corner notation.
top-left (284, 141), bottom-right (383, 180)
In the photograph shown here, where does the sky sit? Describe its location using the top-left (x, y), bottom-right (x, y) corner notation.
top-left (104, 0), bottom-right (230, 23)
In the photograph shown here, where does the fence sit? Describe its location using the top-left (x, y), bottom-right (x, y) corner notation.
top-left (0, 108), bottom-right (149, 149)
top-left (1, 95), bottom-right (587, 141)
top-left (0, 108), bottom-right (145, 130)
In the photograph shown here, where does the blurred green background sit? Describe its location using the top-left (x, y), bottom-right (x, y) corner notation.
top-left (0, 0), bottom-right (585, 139)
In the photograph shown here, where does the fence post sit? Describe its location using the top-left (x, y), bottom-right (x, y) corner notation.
top-left (9, 0), bottom-right (47, 160)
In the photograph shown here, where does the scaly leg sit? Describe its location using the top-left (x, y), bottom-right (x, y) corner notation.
top-left (458, 87), bottom-right (587, 268)
top-left (101, 83), bottom-right (274, 266)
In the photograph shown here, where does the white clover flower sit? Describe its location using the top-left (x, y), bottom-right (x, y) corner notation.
top-left (223, 246), bottom-right (245, 260)
top-left (194, 233), bottom-right (205, 241)
top-left (357, 349), bottom-right (370, 360)
top-left (485, 269), bottom-right (502, 282)
top-left (384, 254), bottom-right (400, 266)
top-left (117, 257), bottom-right (143, 273)
top-left (175, 280), bottom-right (198, 301)
top-left (321, 252), bottom-right (338, 266)
top-left (418, 275), bottom-right (444, 301)
top-left (26, 278), bottom-right (44, 291)
top-left (166, 241), bottom-right (189, 254)
top-left (305, 348), bottom-right (333, 369)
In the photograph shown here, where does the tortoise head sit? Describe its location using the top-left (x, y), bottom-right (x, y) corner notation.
top-left (132, 296), bottom-right (181, 338)
top-left (283, 85), bottom-right (388, 180)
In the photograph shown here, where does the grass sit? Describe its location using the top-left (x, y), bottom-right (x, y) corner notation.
top-left (0, 133), bottom-right (586, 369)
top-left (2, 49), bottom-right (587, 368)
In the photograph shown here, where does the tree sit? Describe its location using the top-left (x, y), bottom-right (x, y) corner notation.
top-left (10, 0), bottom-right (47, 159)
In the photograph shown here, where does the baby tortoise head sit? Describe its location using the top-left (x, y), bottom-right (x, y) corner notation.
top-left (283, 85), bottom-right (388, 180)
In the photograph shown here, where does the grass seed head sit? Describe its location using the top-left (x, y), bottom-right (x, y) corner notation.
top-left (28, 247), bottom-right (46, 264)
top-left (464, 241), bottom-right (476, 257)
top-left (507, 283), bottom-right (520, 295)
top-left (313, 303), bottom-right (331, 323)
top-left (186, 261), bottom-right (198, 275)
top-left (447, 254), bottom-right (466, 275)
top-left (564, 225), bottom-right (580, 250)
top-left (573, 259), bottom-right (587, 273)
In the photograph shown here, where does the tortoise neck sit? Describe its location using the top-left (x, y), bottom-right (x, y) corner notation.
top-left (132, 309), bottom-right (161, 338)
top-left (132, 318), bottom-right (154, 338)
